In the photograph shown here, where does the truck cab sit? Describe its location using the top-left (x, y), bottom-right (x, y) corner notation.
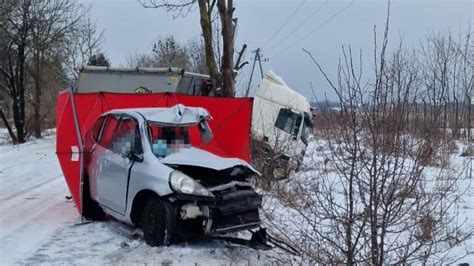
top-left (251, 71), bottom-right (313, 177)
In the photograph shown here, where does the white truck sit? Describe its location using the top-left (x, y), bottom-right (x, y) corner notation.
top-left (251, 71), bottom-right (312, 177)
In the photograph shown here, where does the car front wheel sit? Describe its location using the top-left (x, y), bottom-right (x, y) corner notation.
top-left (141, 197), bottom-right (174, 246)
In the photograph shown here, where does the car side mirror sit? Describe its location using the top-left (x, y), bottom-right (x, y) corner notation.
top-left (198, 120), bottom-right (213, 144)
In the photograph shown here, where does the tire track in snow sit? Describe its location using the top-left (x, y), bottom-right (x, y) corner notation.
top-left (0, 199), bottom-right (76, 265)
top-left (0, 177), bottom-right (67, 239)
top-left (0, 137), bottom-right (76, 264)
top-left (0, 155), bottom-right (49, 172)
top-left (0, 174), bottom-right (62, 202)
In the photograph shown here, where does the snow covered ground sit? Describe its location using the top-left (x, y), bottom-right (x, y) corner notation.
top-left (268, 138), bottom-right (474, 264)
top-left (1, 132), bottom-right (472, 264)
top-left (0, 135), bottom-right (279, 265)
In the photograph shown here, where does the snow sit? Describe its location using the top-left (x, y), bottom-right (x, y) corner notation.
top-left (0, 132), bottom-right (472, 264)
top-left (262, 138), bottom-right (474, 264)
top-left (0, 134), bottom-right (279, 265)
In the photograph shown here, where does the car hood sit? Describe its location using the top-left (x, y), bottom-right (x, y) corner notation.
top-left (160, 147), bottom-right (260, 176)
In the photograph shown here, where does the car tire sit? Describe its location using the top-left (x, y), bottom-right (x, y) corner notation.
top-left (82, 177), bottom-right (105, 221)
top-left (141, 197), bottom-right (172, 246)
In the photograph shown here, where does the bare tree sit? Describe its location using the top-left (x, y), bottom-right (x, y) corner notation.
top-left (152, 35), bottom-right (188, 68)
top-left (125, 35), bottom-right (208, 74)
top-left (458, 32), bottom-right (473, 141)
top-left (126, 53), bottom-right (157, 68)
top-left (29, 0), bottom-right (86, 138)
top-left (215, 0), bottom-right (234, 97)
top-left (187, 37), bottom-right (208, 74)
top-left (139, 0), bottom-right (247, 97)
top-left (0, 0), bottom-right (34, 143)
top-left (417, 31), bottom-right (473, 141)
top-left (63, 16), bottom-right (104, 81)
top-left (0, 0), bottom-right (103, 142)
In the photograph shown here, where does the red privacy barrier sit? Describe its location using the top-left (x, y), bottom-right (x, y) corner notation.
top-left (56, 90), bottom-right (254, 214)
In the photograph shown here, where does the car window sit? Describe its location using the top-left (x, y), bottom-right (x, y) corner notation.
top-left (92, 116), bottom-right (106, 142)
top-left (110, 117), bottom-right (141, 155)
top-left (275, 108), bottom-right (301, 136)
top-left (99, 115), bottom-right (120, 149)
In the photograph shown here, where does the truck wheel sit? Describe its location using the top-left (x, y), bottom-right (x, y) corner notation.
top-left (82, 177), bottom-right (105, 221)
top-left (141, 197), bottom-right (172, 246)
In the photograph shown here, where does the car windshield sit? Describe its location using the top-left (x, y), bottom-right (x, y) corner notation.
top-left (148, 124), bottom-right (190, 157)
top-left (147, 120), bottom-right (213, 157)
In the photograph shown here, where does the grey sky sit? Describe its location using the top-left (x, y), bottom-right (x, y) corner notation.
top-left (83, 0), bottom-right (473, 100)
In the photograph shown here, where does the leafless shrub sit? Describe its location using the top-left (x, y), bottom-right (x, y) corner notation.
top-left (460, 145), bottom-right (474, 157)
top-left (262, 4), bottom-right (472, 264)
top-left (446, 140), bottom-right (460, 154)
top-left (251, 136), bottom-right (298, 189)
top-left (417, 212), bottom-right (436, 243)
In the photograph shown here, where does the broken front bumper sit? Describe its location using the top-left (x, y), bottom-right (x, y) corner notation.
top-left (209, 189), bottom-right (262, 233)
top-left (172, 187), bottom-right (262, 234)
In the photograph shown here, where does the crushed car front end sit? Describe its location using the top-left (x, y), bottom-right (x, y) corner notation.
top-left (162, 162), bottom-right (262, 238)
top-left (171, 181), bottom-right (262, 236)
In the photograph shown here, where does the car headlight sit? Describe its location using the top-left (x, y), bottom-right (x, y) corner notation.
top-left (169, 171), bottom-right (213, 197)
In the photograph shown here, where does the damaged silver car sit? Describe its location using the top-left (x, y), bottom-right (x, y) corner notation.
top-left (82, 104), bottom-right (262, 246)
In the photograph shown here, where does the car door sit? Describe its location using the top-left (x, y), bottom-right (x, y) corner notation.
top-left (87, 115), bottom-right (108, 201)
top-left (95, 114), bottom-right (139, 214)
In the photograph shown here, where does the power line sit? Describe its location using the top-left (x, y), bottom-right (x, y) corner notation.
top-left (270, 0), bottom-right (356, 58)
top-left (268, 0), bottom-right (328, 53)
top-left (301, 0), bottom-right (355, 43)
top-left (261, 0), bottom-right (306, 48)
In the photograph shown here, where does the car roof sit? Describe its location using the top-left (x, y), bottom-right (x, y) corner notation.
top-left (104, 104), bottom-right (211, 125)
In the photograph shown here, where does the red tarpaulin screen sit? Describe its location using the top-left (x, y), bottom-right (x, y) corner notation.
top-left (56, 90), bottom-right (254, 214)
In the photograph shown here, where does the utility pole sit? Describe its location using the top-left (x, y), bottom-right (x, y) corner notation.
top-left (245, 48), bottom-right (266, 97)
top-left (257, 49), bottom-right (264, 79)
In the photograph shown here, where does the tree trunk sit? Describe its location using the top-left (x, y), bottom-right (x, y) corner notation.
top-left (33, 52), bottom-right (42, 138)
top-left (217, 0), bottom-right (234, 97)
top-left (0, 107), bottom-right (17, 144)
top-left (15, 41), bottom-right (26, 143)
top-left (468, 95), bottom-right (472, 141)
top-left (197, 0), bottom-right (219, 95)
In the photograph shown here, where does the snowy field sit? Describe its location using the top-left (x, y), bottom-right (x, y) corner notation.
top-left (267, 139), bottom-right (474, 264)
top-left (0, 134), bottom-right (281, 265)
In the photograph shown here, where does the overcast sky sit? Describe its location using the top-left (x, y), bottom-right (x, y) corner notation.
top-left (82, 0), bottom-right (473, 100)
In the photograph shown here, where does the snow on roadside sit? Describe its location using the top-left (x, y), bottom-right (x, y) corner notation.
top-left (0, 134), bottom-right (72, 265)
top-left (261, 137), bottom-right (474, 264)
top-left (0, 134), bottom-right (279, 265)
